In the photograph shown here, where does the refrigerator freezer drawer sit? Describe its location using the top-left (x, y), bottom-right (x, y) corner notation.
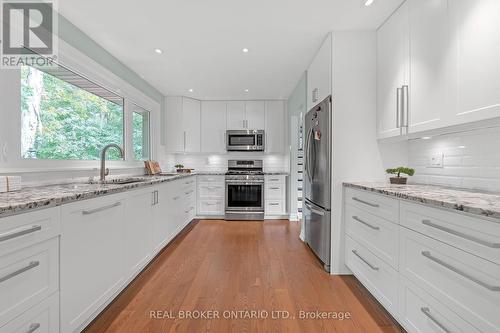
top-left (304, 200), bottom-right (331, 272)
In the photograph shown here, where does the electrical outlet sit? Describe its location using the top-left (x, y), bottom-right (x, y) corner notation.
top-left (427, 153), bottom-right (443, 168)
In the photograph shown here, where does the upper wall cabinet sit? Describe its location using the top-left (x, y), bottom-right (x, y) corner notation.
top-left (307, 34), bottom-right (332, 111)
top-left (450, 0), bottom-right (500, 124)
top-left (226, 101), bottom-right (246, 130)
top-left (165, 96), bottom-right (201, 153)
top-left (245, 101), bottom-right (266, 129)
top-left (265, 101), bottom-right (286, 153)
top-left (201, 101), bottom-right (227, 153)
top-left (376, 1), bottom-right (409, 139)
top-left (377, 0), bottom-right (500, 139)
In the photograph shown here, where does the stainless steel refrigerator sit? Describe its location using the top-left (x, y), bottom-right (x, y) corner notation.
top-left (303, 96), bottom-right (332, 272)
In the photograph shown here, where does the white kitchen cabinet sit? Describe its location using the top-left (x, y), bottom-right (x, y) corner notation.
top-left (201, 101), bottom-right (227, 153)
top-left (307, 34), bottom-right (332, 111)
top-left (197, 175), bottom-right (225, 217)
top-left (450, 0), bottom-right (500, 125)
top-left (182, 97), bottom-right (201, 152)
top-left (264, 175), bottom-right (287, 218)
top-left (245, 101), bottom-right (266, 129)
top-left (226, 101), bottom-right (246, 130)
top-left (408, 0), bottom-right (449, 133)
top-left (60, 196), bottom-right (125, 333)
top-left (265, 101), bottom-right (286, 153)
top-left (123, 189), bottom-right (154, 278)
top-left (376, 1), bottom-right (409, 139)
top-left (164, 96), bottom-right (201, 153)
top-left (152, 183), bottom-right (175, 253)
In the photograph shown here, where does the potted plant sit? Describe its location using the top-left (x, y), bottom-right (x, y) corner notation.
top-left (386, 167), bottom-right (415, 184)
top-left (175, 164), bottom-right (185, 173)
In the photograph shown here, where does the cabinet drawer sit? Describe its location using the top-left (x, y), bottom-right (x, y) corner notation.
top-left (0, 238), bottom-right (59, 326)
top-left (198, 183), bottom-right (224, 198)
top-left (401, 201), bottom-right (500, 265)
top-left (345, 188), bottom-right (399, 223)
top-left (197, 175), bottom-right (224, 183)
top-left (265, 184), bottom-right (285, 200)
top-left (0, 208), bottom-right (60, 257)
top-left (345, 235), bottom-right (399, 317)
top-left (400, 228), bottom-right (500, 332)
top-left (0, 292), bottom-right (59, 333)
top-left (181, 177), bottom-right (196, 187)
top-left (265, 175), bottom-right (285, 184)
top-left (197, 199), bottom-right (224, 216)
top-left (265, 201), bottom-right (285, 215)
top-left (399, 277), bottom-right (480, 333)
top-left (345, 204), bottom-right (399, 270)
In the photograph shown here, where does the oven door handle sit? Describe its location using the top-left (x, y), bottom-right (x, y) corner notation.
top-left (226, 181), bottom-right (264, 185)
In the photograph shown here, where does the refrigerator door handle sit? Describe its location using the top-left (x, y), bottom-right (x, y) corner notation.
top-left (305, 202), bottom-right (325, 216)
top-left (305, 127), bottom-right (314, 182)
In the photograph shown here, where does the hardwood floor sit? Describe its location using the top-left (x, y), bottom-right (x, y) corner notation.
top-left (84, 220), bottom-right (404, 333)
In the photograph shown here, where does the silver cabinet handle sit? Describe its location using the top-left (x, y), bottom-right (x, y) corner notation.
top-left (185, 207), bottom-right (194, 213)
top-left (185, 180), bottom-right (194, 184)
top-left (402, 85), bottom-right (409, 127)
top-left (352, 216), bottom-right (380, 230)
top-left (352, 197), bottom-right (379, 208)
top-left (0, 225), bottom-right (42, 243)
top-left (269, 187), bottom-right (280, 190)
top-left (420, 308), bottom-right (451, 333)
top-left (26, 323), bottom-right (41, 333)
top-left (269, 179), bottom-right (280, 181)
top-left (185, 190), bottom-right (194, 195)
top-left (269, 203), bottom-right (280, 206)
top-left (0, 261), bottom-right (39, 283)
top-left (82, 202), bottom-right (121, 215)
top-left (304, 202), bottom-right (325, 216)
top-left (173, 196), bottom-right (180, 200)
top-left (422, 219), bottom-right (500, 248)
top-left (396, 87), bottom-right (402, 128)
top-left (183, 131), bottom-right (186, 151)
top-left (421, 251), bottom-right (500, 292)
top-left (352, 250), bottom-right (379, 271)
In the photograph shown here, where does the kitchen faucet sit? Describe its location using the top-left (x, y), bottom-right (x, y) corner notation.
top-left (100, 144), bottom-right (124, 182)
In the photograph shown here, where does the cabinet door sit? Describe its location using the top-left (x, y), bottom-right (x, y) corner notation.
top-left (123, 189), bottom-right (153, 277)
top-left (408, 0), bottom-right (449, 133)
top-left (376, 1), bottom-right (409, 139)
top-left (265, 101), bottom-right (285, 153)
top-left (450, 0), bottom-right (500, 124)
top-left (201, 101), bottom-right (227, 152)
top-left (60, 197), bottom-right (125, 333)
top-left (182, 97), bottom-right (201, 152)
top-left (245, 101), bottom-right (266, 129)
top-left (307, 34), bottom-right (332, 111)
top-left (226, 101), bottom-right (246, 129)
top-left (165, 96), bottom-right (184, 152)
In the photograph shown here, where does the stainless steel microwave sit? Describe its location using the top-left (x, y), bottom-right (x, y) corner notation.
top-left (226, 130), bottom-right (265, 151)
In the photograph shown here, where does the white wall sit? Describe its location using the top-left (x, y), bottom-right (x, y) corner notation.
top-left (408, 126), bottom-right (500, 192)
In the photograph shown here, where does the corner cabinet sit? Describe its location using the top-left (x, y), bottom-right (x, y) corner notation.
top-left (164, 96), bottom-right (201, 153)
top-left (307, 34), bottom-right (332, 111)
top-left (377, 0), bottom-right (500, 139)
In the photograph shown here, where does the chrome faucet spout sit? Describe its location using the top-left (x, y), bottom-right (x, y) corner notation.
top-left (100, 144), bottom-right (124, 182)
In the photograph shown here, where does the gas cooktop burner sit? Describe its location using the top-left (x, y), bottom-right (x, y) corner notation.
top-left (226, 170), bottom-right (264, 175)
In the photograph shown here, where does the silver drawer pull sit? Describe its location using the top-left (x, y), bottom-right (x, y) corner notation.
top-left (422, 219), bottom-right (500, 248)
top-left (269, 187), bottom-right (280, 190)
top-left (304, 202), bottom-right (325, 216)
top-left (352, 250), bottom-right (379, 271)
top-left (26, 323), bottom-right (41, 333)
top-left (0, 261), bottom-right (40, 283)
top-left (173, 196), bottom-right (180, 200)
top-left (185, 207), bottom-right (194, 213)
top-left (352, 197), bottom-right (379, 208)
top-left (269, 178), bottom-right (280, 181)
top-left (269, 203), bottom-right (280, 206)
top-left (0, 225), bottom-right (42, 243)
top-left (421, 251), bottom-right (500, 292)
top-left (352, 216), bottom-right (380, 230)
top-left (185, 190), bottom-right (194, 195)
top-left (420, 307), bottom-right (451, 333)
top-left (82, 202), bottom-right (121, 215)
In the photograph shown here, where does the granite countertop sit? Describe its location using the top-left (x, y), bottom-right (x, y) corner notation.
top-left (344, 182), bottom-right (500, 220)
top-left (0, 173), bottom-right (196, 218)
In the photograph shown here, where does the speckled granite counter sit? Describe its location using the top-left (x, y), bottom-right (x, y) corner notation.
top-left (0, 173), bottom-right (196, 218)
top-left (344, 182), bottom-right (500, 220)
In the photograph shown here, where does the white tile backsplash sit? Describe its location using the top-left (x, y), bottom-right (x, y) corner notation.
top-left (408, 126), bottom-right (500, 192)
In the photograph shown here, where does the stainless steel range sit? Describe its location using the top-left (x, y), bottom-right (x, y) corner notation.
top-left (225, 160), bottom-right (264, 220)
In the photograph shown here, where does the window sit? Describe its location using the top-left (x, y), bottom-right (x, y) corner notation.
top-left (132, 105), bottom-right (151, 160)
top-left (20, 65), bottom-right (124, 160)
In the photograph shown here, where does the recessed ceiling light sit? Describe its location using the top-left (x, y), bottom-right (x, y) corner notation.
top-left (242, 48), bottom-right (249, 53)
top-left (364, 0), bottom-right (375, 6)
top-left (244, 89), bottom-right (249, 92)
top-left (188, 88), bottom-right (194, 93)
top-left (458, 145), bottom-right (467, 149)
top-left (421, 136), bottom-right (432, 140)
top-left (154, 48), bottom-right (163, 54)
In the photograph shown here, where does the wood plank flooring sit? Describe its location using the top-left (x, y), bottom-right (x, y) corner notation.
top-left (84, 220), bottom-right (404, 333)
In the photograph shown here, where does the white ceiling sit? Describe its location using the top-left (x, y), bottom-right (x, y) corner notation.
top-left (59, 0), bottom-right (403, 100)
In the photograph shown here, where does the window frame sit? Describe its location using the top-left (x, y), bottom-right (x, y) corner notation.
top-left (131, 103), bottom-right (152, 161)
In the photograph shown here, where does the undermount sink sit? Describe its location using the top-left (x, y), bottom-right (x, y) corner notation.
top-left (101, 178), bottom-right (145, 185)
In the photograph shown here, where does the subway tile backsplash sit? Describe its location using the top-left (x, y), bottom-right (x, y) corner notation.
top-left (408, 126), bottom-right (500, 192)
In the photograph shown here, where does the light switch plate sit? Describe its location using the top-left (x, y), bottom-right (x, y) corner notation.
top-left (427, 153), bottom-right (443, 168)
